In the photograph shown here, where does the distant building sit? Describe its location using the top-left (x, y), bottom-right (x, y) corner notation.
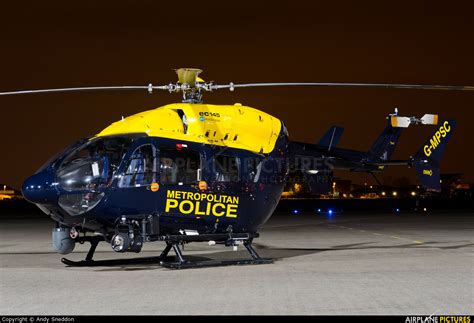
top-left (281, 174), bottom-right (470, 200)
top-left (440, 173), bottom-right (472, 198)
top-left (333, 179), bottom-right (352, 198)
top-left (0, 184), bottom-right (22, 200)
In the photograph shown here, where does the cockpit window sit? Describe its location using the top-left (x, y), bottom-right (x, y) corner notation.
top-left (35, 139), bottom-right (88, 174)
top-left (57, 136), bottom-right (137, 191)
top-left (119, 144), bottom-right (157, 188)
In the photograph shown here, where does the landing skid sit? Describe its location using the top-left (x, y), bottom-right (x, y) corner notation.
top-left (61, 256), bottom-right (163, 267)
top-left (61, 235), bottom-right (273, 269)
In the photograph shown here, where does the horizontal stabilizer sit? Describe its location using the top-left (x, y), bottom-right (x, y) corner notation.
top-left (391, 113), bottom-right (439, 128)
top-left (318, 126), bottom-right (344, 150)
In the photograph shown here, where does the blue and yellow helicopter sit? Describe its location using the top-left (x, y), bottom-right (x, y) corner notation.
top-left (1, 68), bottom-right (468, 268)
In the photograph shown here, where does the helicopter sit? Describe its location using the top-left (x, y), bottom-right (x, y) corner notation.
top-left (1, 68), bottom-right (469, 269)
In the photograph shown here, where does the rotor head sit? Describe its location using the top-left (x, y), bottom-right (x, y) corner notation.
top-left (175, 68), bottom-right (203, 87)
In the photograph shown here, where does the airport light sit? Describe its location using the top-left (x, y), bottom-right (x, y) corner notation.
top-left (411, 191), bottom-right (416, 196)
top-left (292, 209), bottom-right (299, 215)
top-left (381, 191), bottom-right (386, 196)
top-left (392, 191), bottom-right (398, 197)
top-left (294, 183), bottom-right (302, 193)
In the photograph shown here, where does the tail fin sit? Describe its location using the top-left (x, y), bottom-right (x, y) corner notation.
top-left (413, 119), bottom-right (456, 192)
top-left (317, 126), bottom-right (344, 151)
top-left (367, 122), bottom-right (403, 161)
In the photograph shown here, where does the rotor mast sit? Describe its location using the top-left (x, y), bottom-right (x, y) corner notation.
top-left (175, 68), bottom-right (205, 104)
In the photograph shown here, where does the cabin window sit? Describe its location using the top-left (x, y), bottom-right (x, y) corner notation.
top-left (159, 148), bottom-right (201, 185)
top-left (214, 155), bottom-right (239, 182)
top-left (119, 144), bottom-right (157, 188)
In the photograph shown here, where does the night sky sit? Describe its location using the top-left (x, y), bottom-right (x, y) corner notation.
top-left (1, 1), bottom-right (473, 190)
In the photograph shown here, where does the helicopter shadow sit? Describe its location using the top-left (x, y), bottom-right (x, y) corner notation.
top-left (92, 240), bottom-right (473, 272)
top-left (255, 240), bottom-right (474, 256)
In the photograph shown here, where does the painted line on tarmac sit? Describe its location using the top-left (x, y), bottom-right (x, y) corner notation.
top-left (328, 224), bottom-right (425, 245)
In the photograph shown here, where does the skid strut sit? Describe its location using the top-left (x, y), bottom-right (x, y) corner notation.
top-left (160, 237), bottom-right (273, 269)
top-left (61, 236), bottom-right (163, 267)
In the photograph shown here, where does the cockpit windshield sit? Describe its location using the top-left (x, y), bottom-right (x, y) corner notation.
top-left (57, 135), bottom-right (142, 191)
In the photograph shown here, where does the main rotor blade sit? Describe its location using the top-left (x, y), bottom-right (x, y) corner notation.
top-left (0, 85), bottom-right (169, 96)
top-left (214, 82), bottom-right (474, 91)
top-left (2, 81), bottom-right (474, 97)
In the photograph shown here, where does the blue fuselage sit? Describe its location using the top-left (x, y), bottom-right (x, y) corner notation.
top-left (22, 130), bottom-right (289, 235)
